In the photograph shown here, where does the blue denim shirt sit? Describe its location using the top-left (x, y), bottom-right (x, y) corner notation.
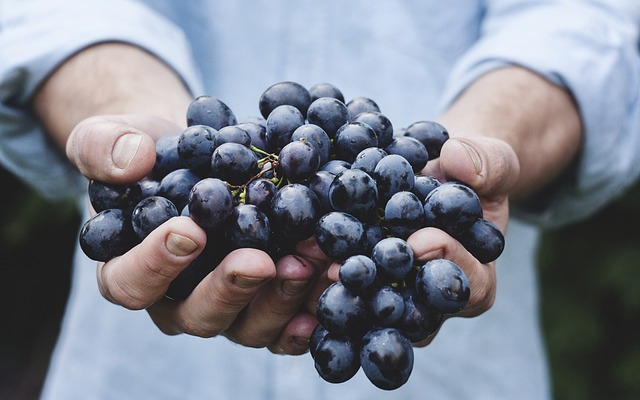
top-left (1, 1), bottom-right (639, 399)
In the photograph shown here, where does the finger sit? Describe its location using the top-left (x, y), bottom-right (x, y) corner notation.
top-left (66, 114), bottom-right (182, 184)
top-left (407, 227), bottom-right (496, 317)
top-left (268, 313), bottom-right (319, 355)
top-left (223, 255), bottom-right (319, 347)
top-left (97, 216), bottom-right (206, 310)
top-left (147, 248), bottom-right (277, 338)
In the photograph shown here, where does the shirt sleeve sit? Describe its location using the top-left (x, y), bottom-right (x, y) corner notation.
top-left (0, 0), bottom-right (204, 200)
top-left (437, 0), bottom-right (640, 228)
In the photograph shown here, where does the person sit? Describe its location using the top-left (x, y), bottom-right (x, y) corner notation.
top-left (1, 1), bottom-right (639, 399)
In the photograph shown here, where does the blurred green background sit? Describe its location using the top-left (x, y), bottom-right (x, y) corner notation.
top-left (0, 164), bottom-right (639, 400)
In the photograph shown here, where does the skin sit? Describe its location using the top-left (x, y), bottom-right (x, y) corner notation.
top-left (32, 42), bottom-right (582, 352)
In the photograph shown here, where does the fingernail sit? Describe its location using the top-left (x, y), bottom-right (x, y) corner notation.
top-left (292, 336), bottom-right (310, 347)
top-left (235, 275), bottom-right (265, 288)
top-left (112, 133), bottom-right (142, 169)
top-left (281, 280), bottom-right (309, 296)
top-left (459, 141), bottom-right (482, 174)
top-left (166, 233), bottom-right (198, 256)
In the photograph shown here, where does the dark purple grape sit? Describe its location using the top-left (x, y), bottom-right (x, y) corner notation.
top-left (423, 182), bottom-right (483, 236)
top-left (177, 125), bottom-right (217, 176)
top-left (384, 136), bottom-right (429, 172)
top-left (259, 81), bottom-right (312, 119)
top-left (265, 105), bottom-right (305, 153)
top-left (131, 196), bottom-right (179, 240)
top-left (383, 191), bottom-right (426, 239)
top-left (370, 286), bottom-right (405, 326)
top-left (188, 178), bottom-right (234, 230)
top-left (277, 140), bottom-right (320, 183)
top-left (316, 281), bottom-right (369, 336)
top-left (403, 120), bottom-right (449, 160)
top-left (186, 95), bottom-right (237, 130)
top-left (308, 82), bottom-right (345, 103)
top-left (371, 237), bottom-right (414, 282)
top-left (373, 154), bottom-right (415, 206)
top-left (360, 327), bottom-right (414, 390)
top-left (351, 111), bottom-right (394, 148)
top-left (152, 131), bottom-right (185, 179)
top-left (415, 259), bottom-right (470, 313)
top-left (210, 142), bottom-right (260, 186)
top-left (236, 121), bottom-right (268, 152)
top-left (290, 124), bottom-right (331, 166)
top-left (413, 174), bottom-right (441, 202)
top-left (214, 125), bottom-right (252, 148)
top-left (306, 97), bottom-right (349, 139)
top-left (346, 96), bottom-right (380, 121)
top-left (88, 180), bottom-right (144, 213)
top-left (315, 211), bottom-right (366, 261)
top-left (395, 287), bottom-right (444, 343)
top-left (314, 332), bottom-right (361, 384)
top-left (309, 323), bottom-right (329, 359)
top-left (224, 204), bottom-right (270, 251)
top-left (245, 178), bottom-right (277, 214)
top-left (320, 159), bottom-right (351, 175)
top-left (138, 177), bottom-right (160, 198)
top-left (333, 122), bottom-right (378, 163)
top-left (307, 170), bottom-right (335, 214)
top-left (270, 183), bottom-right (321, 241)
top-left (328, 168), bottom-right (378, 220)
top-left (156, 168), bottom-right (201, 211)
top-left (339, 255), bottom-right (377, 293)
top-left (362, 223), bottom-right (385, 255)
top-left (79, 209), bottom-right (139, 262)
top-left (351, 147), bottom-right (387, 177)
top-left (456, 218), bottom-right (505, 263)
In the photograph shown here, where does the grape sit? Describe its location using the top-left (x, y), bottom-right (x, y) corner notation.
top-left (309, 323), bottom-right (329, 359)
top-left (314, 332), bottom-right (361, 384)
top-left (188, 178), bottom-right (234, 231)
top-left (403, 120), bottom-right (449, 160)
top-left (211, 142), bottom-right (260, 186)
top-left (383, 191), bottom-right (425, 239)
top-left (177, 125), bottom-right (217, 176)
top-left (156, 168), bottom-right (201, 211)
top-left (373, 154), bottom-right (415, 206)
top-left (214, 125), bottom-right (252, 148)
top-left (236, 121), bottom-right (268, 152)
top-left (315, 211), bottom-right (366, 261)
top-left (350, 147), bottom-right (387, 177)
top-left (395, 287), bottom-right (444, 343)
top-left (306, 97), bottom-right (349, 138)
top-left (413, 174), bottom-right (441, 202)
top-left (265, 104), bottom-right (305, 153)
top-left (346, 96), bottom-right (380, 121)
top-left (316, 281), bottom-right (369, 336)
top-left (351, 111), bottom-right (394, 148)
top-left (360, 327), bottom-right (414, 390)
top-left (307, 170), bottom-right (335, 214)
top-left (384, 136), bottom-right (429, 172)
top-left (423, 181), bottom-right (483, 236)
top-left (333, 122), bottom-right (378, 163)
top-left (277, 140), bottom-right (320, 183)
top-left (79, 209), bottom-right (139, 262)
top-left (456, 218), bottom-right (505, 263)
top-left (290, 124), bottom-right (331, 166)
top-left (270, 183), bottom-right (321, 242)
top-left (309, 82), bottom-right (345, 103)
top-left (131, 196), bottom-right (179, 240)
top-left (319, 159), bottom-right (351, 175)
top-left (328, 168), bottom-right (378, 221)
top-left (339, 255), bottom-right (377, 294)
top-left (88, 179), bottom-right (143, 213)
top-left (370, 285), bottom-right (405, 326)
top-left (371, 237), bottom-right (414, 282)
top-left (259, 81), bottom-right (312, 119)
top-left (186, 95), bottom-right (237, 130)
top-left (244, 178), bottom-right (277, 214)
top-left (224, 204), bottom-right (270, 251)
top-left (415, 259), bottom-right (470, 313)
top-left (152, 131), bottom-right (185, 179)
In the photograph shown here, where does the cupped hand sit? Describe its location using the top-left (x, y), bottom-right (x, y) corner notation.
top-left (67, 114), bottom-right (332, 355)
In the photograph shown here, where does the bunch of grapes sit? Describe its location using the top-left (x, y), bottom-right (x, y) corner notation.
top-left (78, 81), bottom-right (505, 390)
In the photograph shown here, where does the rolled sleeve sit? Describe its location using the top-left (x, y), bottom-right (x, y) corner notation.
top-left (437, 0), bottom-right (640, 227)
top-left (0, 0), bottom-right (204, 199)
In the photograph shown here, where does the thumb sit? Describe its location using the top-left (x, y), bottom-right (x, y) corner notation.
top-left (439, 136), bottom-right (520, 200)
top-left (66, 114), bottom-right (182, 184)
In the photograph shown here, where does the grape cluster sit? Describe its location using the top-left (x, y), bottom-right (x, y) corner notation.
top-left (78, 81), bottom-right (505, 390)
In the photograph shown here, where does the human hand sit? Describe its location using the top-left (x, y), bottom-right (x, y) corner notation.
top-left (67, 114), bottom-right (332, 354)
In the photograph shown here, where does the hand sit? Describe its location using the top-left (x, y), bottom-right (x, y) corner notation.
top-left (67, 114), bottom-right (332, 354)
